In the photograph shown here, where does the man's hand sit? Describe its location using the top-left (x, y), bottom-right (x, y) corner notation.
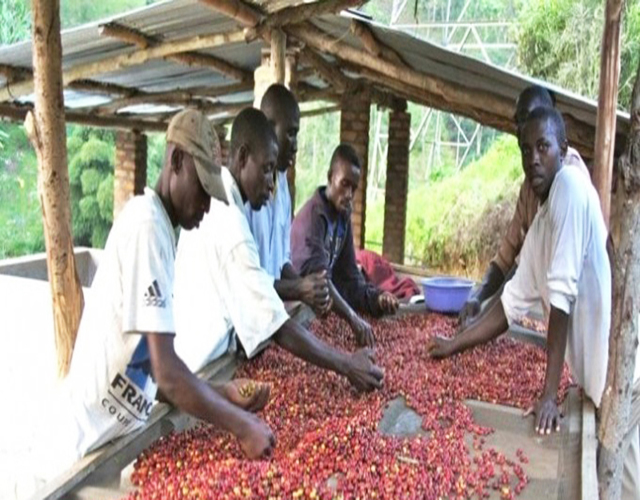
top-left (238, 415), bottom-right (276, 459)
top-left (524, 396), bottom-right (562, 435)
top-left (350, 315), bottom-right (375, 347)
top-left (299, 271), bottom-right (332, 316)
top-left (426, 336), bottom-right (455, 359)
top-left (344, 348), bottom-right (384, 392)
top-left (220, 379), bottom-right (271, 413)
top-left (378, 292), bottom-right (399, 315)
top-left (459, 296), bottom-right (481, 328)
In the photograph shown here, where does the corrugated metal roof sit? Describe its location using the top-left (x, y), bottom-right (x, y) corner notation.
top-left (0, 0), bottom-right (629, 134)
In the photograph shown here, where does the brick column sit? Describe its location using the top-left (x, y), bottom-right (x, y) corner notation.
top-left (114, 130), bottom-right (147, 219)
top-left (382, 100), bottom-right (410, 264)
top-left (340, 86), bottom-right (371, 249)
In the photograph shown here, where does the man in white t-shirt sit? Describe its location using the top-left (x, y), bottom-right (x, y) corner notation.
top-left (32, 110), bottom-right (275, 493)
top-left (245, 84), bottom-right (331, 317)
top-left (174, 107), bottom-right (384, 393)
top-left (427, 107), bottom-right (639, 499)
top-left (459, 85), bottom-right (590, 328)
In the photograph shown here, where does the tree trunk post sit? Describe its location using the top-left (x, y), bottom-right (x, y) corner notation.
top-left (593, 0), bottom-right (624, 228)
top-left (26, 0), bottom-right (84, 378)
top-left (270, 29), bottom-right (286, 85)
top-left (597, 60), bottom-right (640, 500)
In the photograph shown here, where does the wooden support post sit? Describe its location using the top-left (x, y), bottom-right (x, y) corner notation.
top-left (271, 29), bottom-right (286, 85)
top-left (26, 0), bottom-right (84, 377)
top-left (598, 59), bottom-right (640, 500)
top-left (593, 0), bottom-right (624, 228)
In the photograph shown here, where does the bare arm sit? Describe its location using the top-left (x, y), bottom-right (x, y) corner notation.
top-left (146, 333), bottom-right (274, 458)
top-left (428, 297), bottom-right (508, 358)
top-left (526, 306), bottom-right (569, 435)
top-left (273, 319), bottom-right (383, 391)
top-left (329, 280), bottom-right (374, 347)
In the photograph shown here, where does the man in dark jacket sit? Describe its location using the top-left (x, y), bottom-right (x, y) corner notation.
top-left (291, 144), bottom-right (398, 347)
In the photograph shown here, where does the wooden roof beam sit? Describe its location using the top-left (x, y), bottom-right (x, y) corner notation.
top-left (169, 52), bottom-right (251, 81)
top-left (90, 81), bottom-right (254, 114)
top-left (300, 47), bottom-right (348, 93)
top-left (1, 63), bottom-right (139, 97)
top-left (350, 20), bottom-right (408, 68)
top-left (100, 21), bottom-right (251, 81)
top-left (287, 22), bottom-right (514, 125)
top-left (199, 0), bottom-right (262, 28)
top-left (99, 21), bottom-right (158, 48)
top-left (300, 104), bottom-right (341, 119)
top-left (0, 102), bottom-right (169, 131)
top-left (0, 28), bottom-right (247, 102)
top-left (244, 0), bottom-right (366, 42)
top-left (297, 82), bottom-right (340, 103)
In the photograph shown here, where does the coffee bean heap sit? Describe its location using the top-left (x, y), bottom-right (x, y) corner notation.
top-left (127, 313), bottom-right (572, 500)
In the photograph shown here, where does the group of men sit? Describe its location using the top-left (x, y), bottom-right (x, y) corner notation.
top-left (31, 83), bottom-right (638, 499)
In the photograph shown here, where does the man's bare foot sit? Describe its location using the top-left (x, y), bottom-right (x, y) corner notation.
top-left (211, 379), bottom-right (271, 412)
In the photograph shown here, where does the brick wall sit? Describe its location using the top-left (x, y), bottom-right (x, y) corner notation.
top-left (114, 130), bottom-right (147, 219)
top-left (340, 87), bottom-right (371, 249)
top-left (382, 102), bottom-right (410, 264)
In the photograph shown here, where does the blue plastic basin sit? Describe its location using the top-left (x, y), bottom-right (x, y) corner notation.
top-left (421, 277), bottom-right (475, 314)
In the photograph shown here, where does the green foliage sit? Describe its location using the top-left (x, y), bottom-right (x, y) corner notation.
top-left (97, 174), bottom-right (114, 221)
top-left (68, 130), bottom-right (115, 248)
top-left (295, 109), bottom-right (341, 211)
top-left (365, 135), bottom-right (523, 276)
top-left (146, 132), bottom-right (166, 188)
top-left (516, 0), bottom-right (640, 110)
top-left (0, 124), bottom-right (43, 258)
top-left (0, 0), bottom-right (31, 45)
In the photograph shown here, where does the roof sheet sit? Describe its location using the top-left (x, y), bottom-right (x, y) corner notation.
top-left (0, 0), bottom-right (629, 130)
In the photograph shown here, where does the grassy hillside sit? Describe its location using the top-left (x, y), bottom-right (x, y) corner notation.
top-left (365, 135), bottom-right (524, 278)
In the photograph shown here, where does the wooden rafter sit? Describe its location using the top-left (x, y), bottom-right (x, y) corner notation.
top-left (300, 47), bottom-right (348, 93)
top-left (297, 83), bottom-right (340, 103)
top-left (90, 81), bottom-right (254, 115)
top-left (169, 52), bottom-right (251, 81)
top-left (100, 22), bottom-right (250, 82)
top-left (0, 63), bottom-right (138, 97)
top-left (350, 20), bottom-right (408, 68)
top-left (244, 0), bottom-right (366, 42)
top-left (99, 21), bottom-right (159, 48)
top-left (287, 22), bottom-right (516, 130)
top-left (67, 79), bottom-right (138, 97)
top-left (199, 0), bottom-right (261, 27)
top-left (0, 102), bottom-right (168, 131)
top-left (0, 28), bottom-right (247, 102)
top-left (300, 104), bottom-right (341, 118)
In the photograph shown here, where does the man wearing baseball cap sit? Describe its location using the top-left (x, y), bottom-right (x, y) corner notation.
top-left (26, 109), bottom-right (274, 499)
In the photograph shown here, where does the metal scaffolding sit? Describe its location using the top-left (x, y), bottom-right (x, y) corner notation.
top-left (368, 0), bottom-right (518, 202)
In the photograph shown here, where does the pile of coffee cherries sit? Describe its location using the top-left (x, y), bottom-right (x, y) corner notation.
top-left (127, 313), bottom-right (573, 500)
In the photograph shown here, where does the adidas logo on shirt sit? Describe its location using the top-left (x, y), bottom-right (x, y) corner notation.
top-left (144, 280), bottom-right (166, 308)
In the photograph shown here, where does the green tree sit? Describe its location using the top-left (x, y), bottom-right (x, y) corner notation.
top-left (516, 0), bottom-right (640, 110)
top-left (0, 0), bottom-right (30, 45)
top-left (67, 127), bottom-right (116, 248)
